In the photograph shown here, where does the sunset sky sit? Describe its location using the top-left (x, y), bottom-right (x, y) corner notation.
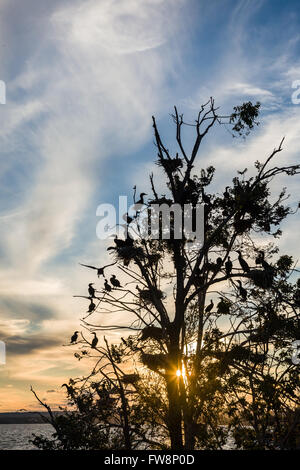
top-left (0, 0), bottom-right (300, 411)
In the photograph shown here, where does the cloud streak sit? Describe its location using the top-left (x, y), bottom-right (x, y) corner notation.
top-left (0, 0), bottom-right (191, 409)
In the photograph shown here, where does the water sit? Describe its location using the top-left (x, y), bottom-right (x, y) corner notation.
top-left (0, 423), bottom-right (236, 450)
top-left (0, 423), bottom-right (54, 450)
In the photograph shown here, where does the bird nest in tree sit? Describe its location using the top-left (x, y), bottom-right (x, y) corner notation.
top-left (114, 246), bottom-right (145, 265)
top-left (144, 253), bottom-right (162, 268)
top-left (140, 325), bottom-right (164, 342)
top-left (120, 373), bottom-right (140, 384)
top-left (217, 298), bottom-right (231, 314)
top-left (249, 330), bottom-right (270, 343)
top-left (249, 269), bottom-right (274, 288)
top-left (140, 352), bottom-right (168, 371)
top-left (210, 345), bottom-right (266, 374)
top-left (138, 288), bottom-right (165, 304)
top-left (155, 156), bottom-right (183, 173)
top-left (148, 196), bottom-right (174, 207)
top-left (233, 218), bottom-right (253, 234)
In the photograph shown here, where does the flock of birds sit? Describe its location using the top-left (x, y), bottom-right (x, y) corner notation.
top-left (68, 187), bottom-right (276, 348)
top-left (73, 262), bottom-right (123, 312)
top-left (205, 249), bottom-right (274, 312)
top-left (68, 192), bottom-right (145, 349)
top-left (69, 248), bottom-right (272, 347)
top-left (70, 331), bottom-right (98, 348)
top-left (70, 260), bottom-right (124, 348)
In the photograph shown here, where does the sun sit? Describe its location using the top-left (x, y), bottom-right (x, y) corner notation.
top-left (176, 364), bottom-right (187, 378)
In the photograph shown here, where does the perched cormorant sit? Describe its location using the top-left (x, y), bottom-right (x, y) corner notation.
top-left (73, 295), bottom-right (98, 312)
top-left (256, 251), bottom-right (273, 271)
top-left (223, 186), bottom-right (230, 199)
top-left (205, 299), bottom-right (214, 313)
top-left (110, 274), bottom-right (121, 288)
top-left (88, 299), bottom-right (96, 312)
top-left (133, 192), bottom-right (147, 213)
top-left (136, 192), bottom-right (147, 205)
top-left (104, 279), bottom-right (112, 292)
top-left (236, 250), bottom-right (250, 273)
top-left (225, 257), bottom-right (233, 277)
top-left (88, 283), bottom-right (96, 297)
top-left (91, 332), bottom-right (98, 349)
top-left (236, 280), bottom-right (247, 301)
top-left (79, 262), bottom-right (116, 278)
top-left (61, 383), bottom-right (74, 397)
top-left (70, 331), bottom-right (79, 344)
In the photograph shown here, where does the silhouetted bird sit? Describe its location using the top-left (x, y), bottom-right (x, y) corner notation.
top-left (88, 299), bottom-right (96, 312)
top-left (88, 283), bottom-right (96, 297)
top-left (256, 250), bottom-right (273, 272)
top-left (216, 257), bottom-right (223, 269)
top-left (225, 257), bottom-right (233, 277)
top-left (91, 332), bottom-right (98, 349)
top-left (70, 331), bottom-right (79, 343)
top-left (61, 383), bottom-right (75, 397)
top-left (73, 296), bottom-right (98, 312)
top-left (135, 192), bottom-right (147, 205)
top-left (133, 192), bottom-right (147, 214)
top-left (104, 279), bottom-right (112, 292)
top-left (236, 250), bottom-right (250, 273)
top-left (201, 187), bottom-right (211, 205)
top-left (236, 280), bottom-right (247, 301)
top-left (205, 299), bottom-right (214, 313)
top-left (110, 274), bottom-right (121, 288)
top-left (223, 186), bottom-right (230, 199)
top-left (79, 262), bottom-right (116, 278)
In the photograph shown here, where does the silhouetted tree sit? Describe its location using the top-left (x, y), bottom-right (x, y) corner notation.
top-left (33, 98), bottom-right (300, 449)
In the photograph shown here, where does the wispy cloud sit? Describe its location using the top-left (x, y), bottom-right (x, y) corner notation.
top-left (0, 0), bottom-right (190, 409)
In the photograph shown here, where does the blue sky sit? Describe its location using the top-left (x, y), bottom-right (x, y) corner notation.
top-left (0, 0), bottom-right (300, 411)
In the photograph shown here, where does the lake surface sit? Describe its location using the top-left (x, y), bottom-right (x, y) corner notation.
top-left (0, 423), bottom-right (54, 450)
top-left (0, 423), bottom-right (236, 450)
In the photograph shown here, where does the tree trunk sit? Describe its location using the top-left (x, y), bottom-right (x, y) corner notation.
top-left (184, 421), bottom-right (196, 450)
top-left (179, 378), bottom-right (195, 450)
top-left (165, 374), bottom-right (184, 449)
